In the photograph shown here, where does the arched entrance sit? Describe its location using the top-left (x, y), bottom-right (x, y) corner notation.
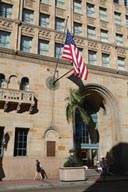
top-left (74, 83), bottom-right (119, 167)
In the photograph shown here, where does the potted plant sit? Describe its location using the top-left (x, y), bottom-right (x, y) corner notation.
top-left (60, 149), bottom-right (86, 181)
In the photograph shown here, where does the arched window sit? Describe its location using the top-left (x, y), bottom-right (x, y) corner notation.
top-left (0, 73), bottom-right (7, 88)
top-left (20, 77), bottom-right (29, 91)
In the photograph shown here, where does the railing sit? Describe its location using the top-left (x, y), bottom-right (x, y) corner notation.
top-left (0, 88), bottom-right (35, 113)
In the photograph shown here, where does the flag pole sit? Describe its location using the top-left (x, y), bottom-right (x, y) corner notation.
top-left (54, 68), bottom-right (73, 85)
top-left (52, 16), bottom-right (69, 82)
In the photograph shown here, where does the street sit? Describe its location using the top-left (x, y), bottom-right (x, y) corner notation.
top-left (2, 180), bottom-right (128, 192)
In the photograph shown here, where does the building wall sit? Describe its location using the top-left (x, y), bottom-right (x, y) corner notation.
top-left (0, 0), bottom-right (128, 179)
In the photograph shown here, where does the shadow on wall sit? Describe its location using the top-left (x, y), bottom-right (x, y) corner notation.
top-left (85, 142), bottom-right (128, 192)
top-left (0, 132), bottom-right (10, 181)
top-left (108, 142), bottom-right (128, 175)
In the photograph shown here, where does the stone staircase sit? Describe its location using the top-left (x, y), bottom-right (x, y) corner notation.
top-left (86, 169), bottom-right (101, 177)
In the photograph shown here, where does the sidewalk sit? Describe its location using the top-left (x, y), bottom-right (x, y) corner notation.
top-left (1, 172), bottom-right (128, 191)
top-left (0, 175), bottom-right (99, 191)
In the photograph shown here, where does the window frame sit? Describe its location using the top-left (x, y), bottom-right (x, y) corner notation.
top-left (38, 39), bottom-right (49, 56)
top-left (22, 9), bottom-right (34, 24)
top-left (21, 36), bottom-right (32, 53)
top-left (0, 3), bottom-right (12, 18)
top-left (87, 25), bottom-right (96, 40)
top-left (14, 128), bottom-right (29, 157)
top-left (0, 31), bottom-right (10, 48)
top-left (88, 50), bottom-right (97, 65)
top-left (87, 3), bottom-right (95, 18)
top-left (73, 0), bottom-right (82, 14)
top-left (55, 17), bottom-right (65, 32)
top-left (39, 13), bottom-right (50, 28)
top-left (102, 53), bottom-right (110, 68)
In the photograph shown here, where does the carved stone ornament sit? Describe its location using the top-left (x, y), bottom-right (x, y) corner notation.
top-left (38, 29), bottom-right (51, 39)
top-left (21, 26), bottom-right (35, 36)
top-left (88, 41), bottom-right (98, 49)
top-left (0, 18), bottom-right (13, 30)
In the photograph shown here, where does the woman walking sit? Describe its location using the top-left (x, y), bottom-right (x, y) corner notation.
top-left (34, 160), bottom-right (43, 180)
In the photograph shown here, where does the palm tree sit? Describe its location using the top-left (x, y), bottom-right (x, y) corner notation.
top-left (65, 88), bottom-right (90, 125)
top-left (65, 88), bottom-right (99, 146)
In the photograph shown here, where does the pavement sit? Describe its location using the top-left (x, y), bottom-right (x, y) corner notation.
top-left (1, 170), bottom-right (128, 191)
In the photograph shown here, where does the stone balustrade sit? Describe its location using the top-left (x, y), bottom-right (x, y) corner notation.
top-left (0, 88), bottom-right (35, 113)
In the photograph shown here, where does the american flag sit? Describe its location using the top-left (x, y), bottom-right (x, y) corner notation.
top-left (62, 29), bottom-right (88, 80)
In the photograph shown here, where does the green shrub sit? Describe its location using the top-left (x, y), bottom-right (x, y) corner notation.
top-left (64, 157), bottom-right (83, 167)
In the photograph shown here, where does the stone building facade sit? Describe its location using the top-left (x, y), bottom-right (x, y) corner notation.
top-left (0, 0), bottom-right (128, 180)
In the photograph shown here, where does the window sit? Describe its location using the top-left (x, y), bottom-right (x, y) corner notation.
top-left (75, 111), bottom-right (98, 144)
top-left (87, 26), bottom-right (96, 39)
top-left (102, 53), bottom-right (110, 68)
top-left (38, 40), bottom-right (49, 56)
top-left (118, 57), bottom-right (125, 71)
top-left (124, 0), bottom-right (128, 6)
top-left (20, 77), bottom-right (29, 91)
top-left (0, 3), bottom-right (12, 18)
top-left (0, 127), bottom-right (4, 157)
top-left (100, 29), bottom-right (108, 42)
top-left (73, 0), bottom-right (82, 14)
top-left (0, 73), bottom-right (7, 88)
top-left (55, 17), bottom-right (65, 32)
top-left (40, 0), bottom-right (50, 4)
top-left (87, 3), bottom-right (95, 17)
top-left (14, 128), bottom-right (29, 156)
top-left (55, 0), bottom-right (64, 9)
top-left (99, 7), bottom-right (107, 21)
top-left (22, 9), bottom-right (34, 24)
top-left (78, 47), bottom-right (83, 56)
top-left (39, 13), bottom-right (50, 28)
top-left (47, 141), bottom-right (55, 157)
top-left (0, 31), bottom-right (10, 48)
top-left (88, 50), bottom-right (97, 65)
top-left (114, 12), bottom-right (121, 25)
top-left (55, 43), bottom-right (63, 58)
top-left (126, 15), bottom-right (128, 27)
top-left (113, 0), bottom-right (119, 3)
top-left (21, 36), bottom-right (32, 53)
top-left (74, 22), bottom-right (82, 36)
top-left (116, 33), bottom-right (123, 45)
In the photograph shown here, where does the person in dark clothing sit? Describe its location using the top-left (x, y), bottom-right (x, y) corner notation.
top-left (34, 160), bottom-right (43, 180)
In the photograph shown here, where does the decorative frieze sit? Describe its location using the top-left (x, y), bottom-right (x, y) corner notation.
top-left (116, 47), bottom-right (126, 56)
top-left (40, 3), bottom-right (50, 14)
top-left (74, 37), bottom-right (85, 47)
top-left (87, 18), bottom-right (95, 26)
top-left (100, 21), bottom-right (108, 29)
top-left (88, 41), bottom-right (98, 49)
top-left (116, 25), bottom-right (122, 33)
top-left (55, 33), bottom-right (64, 43)
top-left (74, 13), bottom-right (82, 22)
top-left (102, 44), bottom-right (111, 52)
top-left (38, 29), bottom-right (51, 39)
top-left (24, 0), bottom-right (34, 9)
top-left (21, 26), bottom-right (35, 36)
top-left (56, 8), bottom-right (65, 17)
top-left (0, 18), bottom-right (13, 30)
top-left (100, 0), bottom-right (106, 6)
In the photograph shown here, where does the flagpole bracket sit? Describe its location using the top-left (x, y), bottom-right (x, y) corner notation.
top-left (46, 76), bottom-right (59, 90)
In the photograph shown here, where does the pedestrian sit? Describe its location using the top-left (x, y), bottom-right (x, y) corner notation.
top-left (34, 160), bottom-right (43, 180)
top-left (100, 157), bottom-right (109, 176)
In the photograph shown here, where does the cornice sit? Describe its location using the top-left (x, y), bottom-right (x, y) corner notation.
top-left (0, 48), bottom-right (128, 79)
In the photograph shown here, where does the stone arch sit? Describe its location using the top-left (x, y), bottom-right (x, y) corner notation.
top-left (8, 75), bottom-right (19, 90)
top-left (20, 77), bottom-right (29, 91)
top-left (83, 83), bottom-right (119, 155)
